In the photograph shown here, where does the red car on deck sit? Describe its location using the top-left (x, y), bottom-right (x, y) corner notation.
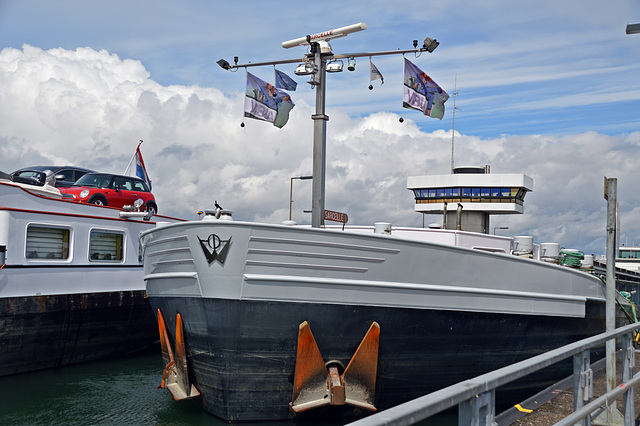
top-left (60, 173), bottom-right (158, 215)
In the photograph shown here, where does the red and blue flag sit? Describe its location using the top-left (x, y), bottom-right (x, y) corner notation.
top-left (125, 141), bottom-right (152, 190)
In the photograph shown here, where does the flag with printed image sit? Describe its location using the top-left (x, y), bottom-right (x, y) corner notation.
top-left (244, 72), bottom-right (295, 128)
top-left (370, 60), bottom-right (384, 85)
top-left (402, 58), bottom-right (448, 119)
top-left (275, 68), bottom-right (297, 91)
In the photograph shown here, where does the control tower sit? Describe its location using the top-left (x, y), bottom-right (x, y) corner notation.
top-left (407, 165), bottom-right (533, 234)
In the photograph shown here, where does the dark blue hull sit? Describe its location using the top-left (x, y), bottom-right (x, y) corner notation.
top-left (0, 290), bottom-right (158, 376)
top-left (150, 296), bottom-right (607, 422)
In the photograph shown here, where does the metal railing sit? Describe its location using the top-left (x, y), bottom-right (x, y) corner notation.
top-left (347, 321), bottom-right (640, 426)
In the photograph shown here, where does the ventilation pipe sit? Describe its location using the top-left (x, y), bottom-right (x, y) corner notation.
top-left (456, 203), bottom-right (463, 230)
top-left (442, 201), bottom-right (448, 230)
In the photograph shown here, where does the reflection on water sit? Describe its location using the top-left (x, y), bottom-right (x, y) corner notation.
top-left (0, 351), bottom-right (219, 425)
top-left (0, 351), bottom-right (456, 425)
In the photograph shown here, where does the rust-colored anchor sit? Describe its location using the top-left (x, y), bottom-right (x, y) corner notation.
top-left (290, 321), bottom-right (380, 413)
top-left (156, 309), bottom-right (200, 400)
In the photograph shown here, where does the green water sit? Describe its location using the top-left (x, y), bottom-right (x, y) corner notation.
top-left (0, 352), bottom-right (456, 425)
top-left (0, 352), bottom-right (220, 425)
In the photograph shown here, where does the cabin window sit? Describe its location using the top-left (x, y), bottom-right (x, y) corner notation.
top-left (26, 226), bottom-right (70, 260)
top-left (89, 230), bottom-right (124, 261)
top-left (620, 250), bottom-right (640, 259)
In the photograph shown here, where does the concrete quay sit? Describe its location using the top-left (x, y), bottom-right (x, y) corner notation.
top-left (496, 350), bottom-right (640, 425)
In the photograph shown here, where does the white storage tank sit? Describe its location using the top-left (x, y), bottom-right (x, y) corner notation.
top-left (374, 222), bottom-right (392, 235)
top-left (540, 243), bottom-right (560, 264)
top-left (513, 236), bottom-right (533, 258)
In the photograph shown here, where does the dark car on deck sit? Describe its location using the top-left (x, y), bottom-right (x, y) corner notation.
top-left (11, 165), bottom-right (96, 188)
top-left (59, 172), bottom-right (158, 214)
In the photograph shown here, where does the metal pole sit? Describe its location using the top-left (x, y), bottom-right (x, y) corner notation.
top-left (450, 78), bottom-right (457, 173)
top-left (311, 48), bottom-right (328, 228)
top-left (605, 177), bottom-right (618, 422)
top-left (223, 47), bottom-right (431, 71)
top-left (289, 177), bottom-right (294, 220)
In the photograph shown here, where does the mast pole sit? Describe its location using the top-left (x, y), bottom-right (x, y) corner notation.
top-left (311, 45), bottom-right (328, 228)
top-left (450, 78), bottom-right (458, 173)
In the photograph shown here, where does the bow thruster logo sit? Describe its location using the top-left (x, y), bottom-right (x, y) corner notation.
top-left (198, 234), bottom-right (232, 265)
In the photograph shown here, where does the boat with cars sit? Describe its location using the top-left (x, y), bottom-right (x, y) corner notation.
top-left (0, 168), bottom-right (181, 376)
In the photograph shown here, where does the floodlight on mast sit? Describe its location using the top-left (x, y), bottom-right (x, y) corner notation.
top-left (627, 23), bottom-right (640, 34)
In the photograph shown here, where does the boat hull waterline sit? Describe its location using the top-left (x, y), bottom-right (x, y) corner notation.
top-left (0, 289), bottom-right (156, 376)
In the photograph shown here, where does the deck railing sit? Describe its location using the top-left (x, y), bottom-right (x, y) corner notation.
top-left (347, 321), bottom-right (640, 426)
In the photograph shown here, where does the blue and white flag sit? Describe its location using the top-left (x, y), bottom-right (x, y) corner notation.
top-left (275, 69), bottom-right (297, 91)
top-left (402, 58), bottom-right (448, 120)
top-left (244, 72), bottom-right (295, 128)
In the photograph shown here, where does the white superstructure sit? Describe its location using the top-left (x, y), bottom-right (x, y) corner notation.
top-left (407, 165), bottom-right (533, 233)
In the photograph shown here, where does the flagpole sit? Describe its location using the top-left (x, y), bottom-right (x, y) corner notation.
top-left (218, 28), bottom-right (440, 228)
top-left (124, 140), bottom-right (143, 175)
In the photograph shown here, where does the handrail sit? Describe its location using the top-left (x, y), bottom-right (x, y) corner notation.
top-left (347, 321), bottom-right (640, 426)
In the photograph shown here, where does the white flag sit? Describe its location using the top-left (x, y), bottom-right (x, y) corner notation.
top-left (370, 60), bottom-right (384, 85)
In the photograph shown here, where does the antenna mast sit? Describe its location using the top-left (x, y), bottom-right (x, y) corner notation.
top-left (450, 76), bottom-right (458, 173)
top-left (218, 24), bottom-right (440, 227)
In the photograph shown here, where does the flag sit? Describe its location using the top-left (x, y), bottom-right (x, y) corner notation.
top-left (125, 142), bottom-right (152, 190)
top-left (370, 60), bottom-right (384, 85)
top-left (134, 147), bottom-right (152, 190)
top-left (244, 72), bottom-right (295, 128)
top-left (275, 69), bottom-right (297, 91)
top-left (402, 58), bottom-right (449, 119)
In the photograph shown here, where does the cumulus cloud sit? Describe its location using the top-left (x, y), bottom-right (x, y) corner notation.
top-left (1, 45), bottom-right (638, 255)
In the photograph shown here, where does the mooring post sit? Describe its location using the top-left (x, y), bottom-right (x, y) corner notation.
top-left (597, 176), bottom-right (623, 425)
top-left (605, 178), bottom-right (616, 389)
top-left (622, 332), bottom-right (635, 424)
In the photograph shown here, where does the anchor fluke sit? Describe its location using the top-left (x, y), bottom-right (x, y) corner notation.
top-left (157, 309), bottom-right (200, 400)
top-left (290, 321), bottom-right (380, 413)
top-left (343, 320), bottom-right (380, 410)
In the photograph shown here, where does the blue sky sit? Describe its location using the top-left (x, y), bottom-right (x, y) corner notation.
top-left (2, 0), bottom-right (638, 137)
top-left (1, 0), bottom-right (640, 254)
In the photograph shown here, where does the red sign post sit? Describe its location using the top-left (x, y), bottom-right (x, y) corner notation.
top-left (324, 209), bottom-right (348, 224)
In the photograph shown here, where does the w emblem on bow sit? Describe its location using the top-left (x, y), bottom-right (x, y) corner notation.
top-left (198, 234), bottom-right (232, 265)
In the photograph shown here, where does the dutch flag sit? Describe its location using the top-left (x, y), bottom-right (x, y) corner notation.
top-left (126, 141), bottom-right (152, 190)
